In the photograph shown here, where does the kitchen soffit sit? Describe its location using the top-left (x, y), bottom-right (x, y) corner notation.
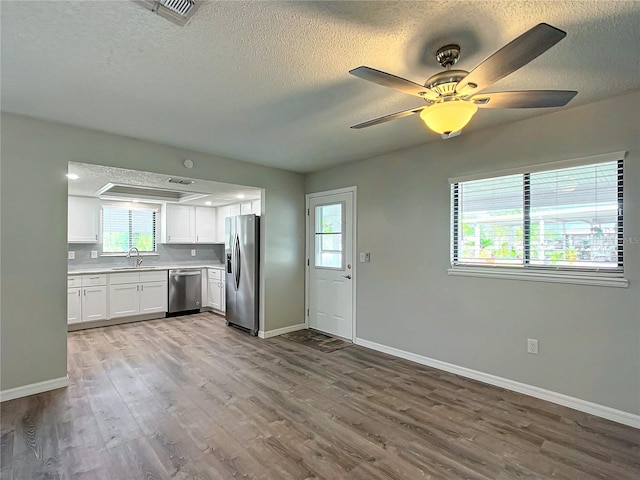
top-left (2, 1), bottom-right (640, 173)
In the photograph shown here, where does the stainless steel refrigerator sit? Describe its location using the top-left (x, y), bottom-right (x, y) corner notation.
top-left (225, 214), bottom-right (259, 335)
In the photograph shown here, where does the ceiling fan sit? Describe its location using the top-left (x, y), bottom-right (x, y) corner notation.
top-left (349, 23), bottom-right (577, 138)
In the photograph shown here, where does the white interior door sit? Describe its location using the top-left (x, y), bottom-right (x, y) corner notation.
top-left (307, 190), bottom-right (354, 340)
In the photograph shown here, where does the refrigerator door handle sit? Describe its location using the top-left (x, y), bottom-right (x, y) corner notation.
top-left (234, 234), bottom-right (241, 291)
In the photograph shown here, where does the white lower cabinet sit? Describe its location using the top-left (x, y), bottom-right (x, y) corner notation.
top-left (67, 274), bottom-right (108, 324)
top-left (109, 284), bottom-right (139, 318)
top-left (207, 268), bottom-right (225, 313)
top-left (67, 287), bottom-right (83, 324)
top-left (139, 281), bottom-right (168, 314)
top-left (109, 271), bottom-right (167, 319)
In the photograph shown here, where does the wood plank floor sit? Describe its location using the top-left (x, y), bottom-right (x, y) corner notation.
top-left (1, 312), bottom-right (639, 479)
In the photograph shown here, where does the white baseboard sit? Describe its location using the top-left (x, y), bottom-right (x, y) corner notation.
top-left (0, 375), bottom-right (69, 402)
top-left (355, 338), bottom-right (640, 429)
top-left (259, 323), bottom-right (307, 339)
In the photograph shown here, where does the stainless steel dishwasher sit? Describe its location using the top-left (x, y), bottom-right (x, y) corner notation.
top-left (168, 269), bottom-right (202, 313)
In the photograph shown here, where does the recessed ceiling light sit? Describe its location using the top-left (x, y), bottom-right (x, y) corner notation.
top-left (66, 173), bottom-right (79, 180)
top-left (236, 194), bottom-right (245, 199)
top-left (205, 201), bottom-right (212, 206)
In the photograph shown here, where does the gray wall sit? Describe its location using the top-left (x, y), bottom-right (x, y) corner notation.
top-left (306, 91), bottom-right (640, 415)
top-left (0, 113), bottom-right (305, 391)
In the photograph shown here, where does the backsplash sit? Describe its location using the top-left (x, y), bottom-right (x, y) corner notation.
top-left (68, 243), bottom-right (225, 270)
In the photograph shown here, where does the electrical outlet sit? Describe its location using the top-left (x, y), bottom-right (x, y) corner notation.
top-left (68, 251), bottom-right (75, 260)
top-left (527, 338), bottom-right (539, 355)
top-left (359, 252), bottom-right (365, 262)
top-left (91, 250), bottom-right (98, 259)
top-left (191, 249), bottom-right (196, 257)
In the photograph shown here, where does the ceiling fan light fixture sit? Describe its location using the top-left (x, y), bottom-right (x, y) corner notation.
top-left (419, 101), bottom-right (478, 135)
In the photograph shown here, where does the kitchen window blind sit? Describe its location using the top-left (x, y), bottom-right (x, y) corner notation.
top-left (451, 159), bottom-right (623, 272)
top-left (102, 206), bottom-right (157, 253)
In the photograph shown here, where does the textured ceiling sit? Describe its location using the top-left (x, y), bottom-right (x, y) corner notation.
top-left (68, 162), bottom-right (261, 206)
top-left (2, 1), bottom-right (640, 173)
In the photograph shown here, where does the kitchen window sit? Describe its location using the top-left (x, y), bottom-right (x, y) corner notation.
top-left (449, 152), bottom-right (627, 287)
top-left (102, 205), bottom-right (157, 253)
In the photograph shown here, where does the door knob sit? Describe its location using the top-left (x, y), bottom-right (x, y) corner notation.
top-left (342, 274), bottom-right (352, 279)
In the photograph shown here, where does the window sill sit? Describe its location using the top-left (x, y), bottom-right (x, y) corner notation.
top-left (100, 253), bottom-right (159, 258)
top-left (447, 266), bottom-right (629, 288)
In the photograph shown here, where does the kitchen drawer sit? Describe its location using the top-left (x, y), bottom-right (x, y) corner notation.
top-left (140, 270), bottom-right (167, 283)
top-left (208, 268), bottom-right (222, 280)
top-left (109, 272), bottom-right (140, 285)
top-left (82, 274), bottom-right (107, 286)
top-left (68, 276), bottom-right (81, 288)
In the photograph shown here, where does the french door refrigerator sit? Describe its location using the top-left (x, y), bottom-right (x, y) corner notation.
top-left (225, 214), bottom-right (260, 335)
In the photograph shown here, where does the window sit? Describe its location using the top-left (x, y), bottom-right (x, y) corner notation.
top-left (451, 158), bottom-right (623, 273)
top-left (102, 205), bottom-right (157, 253)
top-left (314, 202), bottom-right (344, 269)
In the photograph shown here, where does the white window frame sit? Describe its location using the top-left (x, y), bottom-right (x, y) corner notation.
top-left (448, 151), bottom-right (628, 288)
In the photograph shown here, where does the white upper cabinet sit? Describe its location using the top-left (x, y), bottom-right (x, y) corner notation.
top-left (214, 200), bottom-right (260, 244)
top-left (215, 205), bottom-right (231, 243)
top-left (163, 204), bottom-right (195, 243)
top-left (68, 196), bottom-right (100, 243)
top-left (251, 199), bottom-right (261, 215)
top-left (161, 204), bottom-right (217, 244)
top-left (195, 207), bottom-right (217, 243)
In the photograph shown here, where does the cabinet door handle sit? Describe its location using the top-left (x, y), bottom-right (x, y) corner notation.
top-left (168, 235), bottom-right (171, 241)
top-left (141, 285), bottom-right (144, 291)
top-left (137, 285), bottom-right (139, 291)
top-left (78, 290), bottom-right (81, 297)
top-left (83, 289), bottom-right (86, 296)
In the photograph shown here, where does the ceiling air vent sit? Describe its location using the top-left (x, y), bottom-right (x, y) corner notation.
top-left (168, 177), bottom-right (195, 185)
top-left (134, 0), bottom-right (202, 27)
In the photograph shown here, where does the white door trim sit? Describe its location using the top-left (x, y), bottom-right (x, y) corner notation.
top-left (305, 187), bottom-right (357, 341)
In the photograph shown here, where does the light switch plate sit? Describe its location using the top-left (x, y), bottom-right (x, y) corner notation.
top-left (91, 250), bottom-right (98, 259)
top-left (68, 251), bottom-right (75, 260)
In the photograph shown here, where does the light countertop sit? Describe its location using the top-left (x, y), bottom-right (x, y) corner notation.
top-left (68, 264), bottom-right (225, 276)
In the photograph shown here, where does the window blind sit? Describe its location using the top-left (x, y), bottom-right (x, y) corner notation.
top-left (527, 160), bottom-right (622, 270)
top-left (451, 159), bottom-right (623, 272)
top-left (102, 206), bottom-right (156, 253)
top-left (454, 174), bottom-right (524, 265)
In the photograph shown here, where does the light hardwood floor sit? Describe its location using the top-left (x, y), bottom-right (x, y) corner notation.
top-left (1, 312), bottom-right (639, 479)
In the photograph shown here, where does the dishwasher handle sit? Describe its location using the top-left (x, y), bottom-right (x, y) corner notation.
top-left (169, 270), bottom-right (201, 277)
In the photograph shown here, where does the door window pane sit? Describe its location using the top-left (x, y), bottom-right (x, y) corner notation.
top-left (315, 202), bottom-right (344, 269)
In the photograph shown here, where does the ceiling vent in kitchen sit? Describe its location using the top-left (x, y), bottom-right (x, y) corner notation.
top-left (96, 183), bottom-right (206, 203)
top-left (134, 0), bottom-right (202, 27)
top-left (168, 177), bottom-right (195, 185)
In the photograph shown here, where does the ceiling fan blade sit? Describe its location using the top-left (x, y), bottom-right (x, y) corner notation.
top-left (456, 23), bottom-right (567, 96)
top-left (351, 105), bottom-right (427, 129)
top-left (350, 66), bottom-right (439, 100)
top-left (470, 90), bottom-right (577, 108)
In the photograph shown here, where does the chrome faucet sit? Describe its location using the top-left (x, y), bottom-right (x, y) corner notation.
top-left (127, 246), bottom-right (143, 267)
